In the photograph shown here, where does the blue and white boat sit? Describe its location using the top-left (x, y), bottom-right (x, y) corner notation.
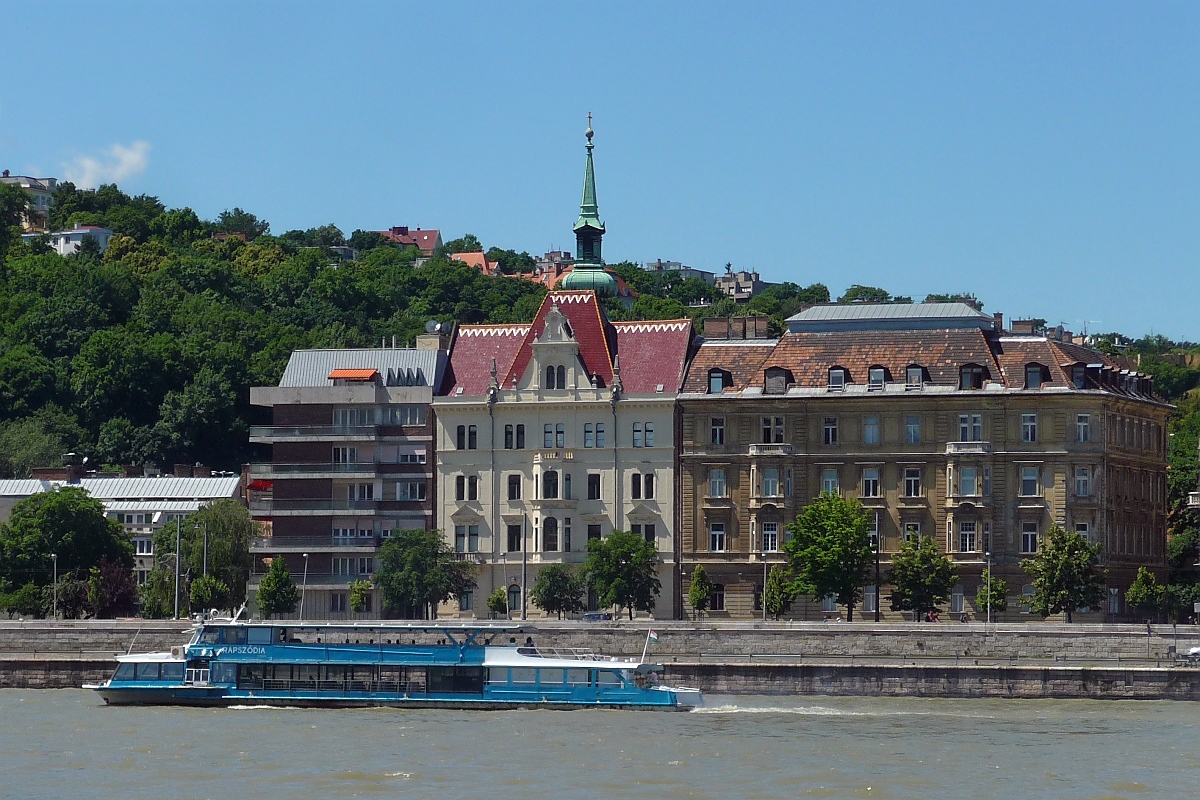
top-left (87, 619), bottom-right (702, 711)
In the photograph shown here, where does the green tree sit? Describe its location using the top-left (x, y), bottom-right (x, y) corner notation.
top-left (443, 233), bottom-right (482, 254)
top-left (189, 574), bottom-right (232, 613)
top-left (255, 556), bottom-right (299, 619)
top-left (86, 557), bottom-right (139, 618)
top-left (0, 181), bottom-right (30, 254)
top-left (838, 284), bottom-right (911, 304)
top-left (348, 578), bottom-right (372, 615)
top-left (375, 529), bottom-right (476, 618)
top-left (784, 493), bottom-right (874, 621)
top-left (214, 207), bottom-right (269, 240)
top-left (1022, 524), bottom-right (1106, 622)
top-left (1126, 567), bottom-right (1167, 621)
top-left (486, 587), bottom-right (508, 619)
top-left (1, 582), bottom-right (43, 619)
top-left (585, 530), bottom-right (662, 620)
top-left (975, 568), bottom-right (1008, 615)
top-left (0, 417), bottom-right (66, 479)
top-left (762, 563), bottom-right (796, 620)
top-left (530, 564), bottom-right (587, 619)
top-left (0, 487), bottom-right (133, 590)
top-left (687, 564), bottom-right (713, 618)
top-left (887, 536), bottom-right (958, 620)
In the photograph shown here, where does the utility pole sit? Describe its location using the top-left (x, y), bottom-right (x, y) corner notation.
top-left (174, 517), bottom-right (181, 619)
top-left (874, 535), bottom-right (881, 623)
top-left (521, 514), bottom-right (528, 620)
top-left (203, 521), bottom-right (208, 577)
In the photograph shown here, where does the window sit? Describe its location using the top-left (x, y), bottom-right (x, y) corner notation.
top-left (631, 523), bottom-right (656, 545)
top-left (1075, 522), bottom-right (1090, 543)
top-left (331, 592), bottom-right (347, 613)
top-left (950, 586), bottom-right (965, 613)
top-left (709, 522), bottom-right (726, 552)
top-left (564, 518), bottom-right (572, 551)
top-left (557, 365), bottom-right (566, 388)
top-left (645, 422), bottom-right (655, 447)
top-left (543, 471), bottom-right (559, 499)
top-left (867, 513), bottom-right (879, 550)
top-left (786, 468), bottom-right (793, 497)
top-left (459, 591), bottom-right (473, 611)
top-left (595, 423), bottom-right (605, 448)
top-left (904, 522), bottom-right (921, 543)
top-left (711, 584), bottom-right (726, 611)
top-left (823, 417), bottom-right (838, 445)
top-left (135, 538), bottom-right (154, 555)
top-left (1021, 522), bottom-right (1039, 553)
top-left (508, 585), bottom-right (522, 612)
top-left (397, 481), bottom-right (426, 501)
top-left (516, 424), bottom-right (525, 449)
top-left (762, 468), bottom-right (780, 497)
top-left (1021, 584), bottom-right (1036, 613)
top-left (1076, 414), bottom-right (1091, 443)
top-left (863, 586), bottom-right (877, 614)
top-left (709, 468), bottom-right (726, 498)
top-left (1073, 365), bottom-right (1087, 389)
top-left (468, 425), bottom-right (477, 449)
top-left (828, 368), bottom-right (846, 391)
top-left (863, 416), bottom-right (879, 445)
top-left (1021, 413), bottom-right (1038, 443)
top-left (505, 424), bottom-right (515, 449)
top-left (1020, 466), bottom-right (1040, 497)
top-left (904, 467), bottom-right (921, 497)
top-left (507, 474), bottom-right (522, 501)
top-left (708, 369), bottom-right (729, 393)
top-left (455, 475), bottom-right (465, 501)
top-left (632, 423), bottom-right (643, 448)
top-left (587, 473), bottom-right (601, 500)
top-left (960, 364), bottom-right (985, 390)
top-left (765, 417), bottom-right (784, 443)
top-left (959, 521), bottom-right (977, 552)
top-left (544, 424), bottom-right (554, 449)
top-left (1108, 587), bottom-right (1120, 614)
top-left (543, 517), bottom-right (558, 551)
top-left (906, 365), bottom-right (924, 389)
top-left (564, 473), bottom-right (572, 499)
top-left (545, 365), bottom-right (556, 389)
top-left (821, 469), bottom-right (839, 495)
top-left (905, 415), bottom-right (920, 444)
top-left (388, 404), bottom-right (426, 425)
top-left (588, 524), bottom-right (601, 541)
top-left (507, 524), bottom-right (522, 552)
top-left (631, 473), bottom-right (641, 500)
top-left (868, 367), bottom-right (886, 390)
top-left (556, 424), bottom-right (565, 448)
top-left (764, 367), bottom-right (791, 395)
top-left (982, 521), bottom-right (991, 554)
top-left (959, 467), bottom-right (977, 496)
top-left (1075, 466), bottom-right (1091, 497)
top-left (711, 417), bottom-right (725, 445)
top-left (861, 468), bottom-right (880, 498)
top-left (822, 594), bottom-right (837, 613)
top-left (468, 475), bottom-right (478, 501)
top-left (958, 414), bottom-right (983, 442)
top-left (333, 446), bottom-right (358, 464)
top-left (349, 482), bottom-right (374, 501)
top-left (584, 424), bottom-right (594, 448)
top-left (761, 522), bottom-right (779, 552)
top-left (1025, 364), bottom-right (1043, 389)
top-left (643, 473), bottom-right (654, 499)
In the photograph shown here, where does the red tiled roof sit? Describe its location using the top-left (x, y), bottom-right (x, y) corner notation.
top-left (378, 227), bottom-right (441, 255)
top-left (505, 291), bottom-right (615, 389)
top-left (756, 329), bottom-right (1001, 388)
top-left (681, 341), bottom-right (777, 393)
top-left (444, 324), bottom-right (530, 395)
top-left (611, 320), bottom-right (694, 393)
top-left (993, 337), bottom-right (1123, 387)
top-left (450, 251), bottom-right (497, 275)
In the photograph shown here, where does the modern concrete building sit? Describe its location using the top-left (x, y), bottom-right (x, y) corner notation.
top-left (248, 341), bottom-right (449, 619)
top-left (677, 302), bottom-right (1171, 621)
top-left (36, 222), bottom-right (115, 256)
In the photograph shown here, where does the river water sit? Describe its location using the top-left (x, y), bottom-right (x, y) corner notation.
top-left (1, 691), bottom-right (1196, 799)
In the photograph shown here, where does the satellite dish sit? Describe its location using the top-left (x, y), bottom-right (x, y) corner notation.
top-left (425, 319), bottom-right (441, 334)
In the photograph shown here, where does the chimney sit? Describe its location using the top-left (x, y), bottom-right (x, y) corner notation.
top-left (992, 312), bottom-right (1004, 332)
top-left (192, 463), bottom-right (212, 477)
top-left (703, 317), bottom-right (731, 339)
top-left (1010, 319), bottom-right (1036, 335)
top-left (173, 463), bottom-right (193, 478)
top-left (121, 464), bottom-right (144, 478)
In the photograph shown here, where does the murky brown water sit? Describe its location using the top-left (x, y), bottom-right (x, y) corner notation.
top-left (1, 690), bottom-right (1196, 799)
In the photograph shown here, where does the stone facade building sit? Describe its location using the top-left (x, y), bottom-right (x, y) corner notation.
top-left (677, 303), bottom-right (1170, 621)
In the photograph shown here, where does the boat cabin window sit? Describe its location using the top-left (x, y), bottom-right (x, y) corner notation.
top-left (538, 669), bottom-right (565, 686)
top-left (247, 626), bottom-right (274, 645)
top-left (427, 666), bottom-right (485, 694)
top-left (211, 663), bottom-right (236, 684)
top-left (596, 670), bottom-right (624, 686)
top-left (567, 668), bottom-right (590, 686)
top-left (135, 663), bottom-right (161, 680)
top-left (510, 668), bottom-right (537, 685)
top-left (199, 627), bottom-right (220, 644)
top-left (220, 627), bottom-right (249, 645)
top-left (113, 663), bottom-right (136, 681)
top-left (161, 662), bottom-right (184, 681)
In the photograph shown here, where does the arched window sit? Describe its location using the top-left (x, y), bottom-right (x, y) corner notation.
top-left (543, 517), bottom-right (558, 551)
top-left (543, 470), bottom-right (559, 499)
top-left (1025, 363), bottom-right (1047, 389)
top-left (708, 368), bottom-right (731, 394)
top-left (508, 584), bottom-right (521, 613)
top-left (545, 366), bottom-right (556, 389)
top-left (556, 365), bottom-right (566, 389)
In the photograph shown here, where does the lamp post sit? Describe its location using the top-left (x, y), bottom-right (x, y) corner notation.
top-left (299, 553), bottom-right (310, 622)
top-left (761, 549), bottom-right (768, 622)
top-left (985, 549), bottom-right (992, 626)
top-left (873, 536), bottom-right (881, 623)
top-left (50, 553), bottom-right (57, 620)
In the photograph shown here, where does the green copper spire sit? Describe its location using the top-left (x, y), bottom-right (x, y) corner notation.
top-left (572, 112), bottom-right (606, 267)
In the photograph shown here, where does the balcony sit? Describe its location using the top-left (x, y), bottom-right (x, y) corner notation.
top-left (748, 443), bottom-right (794, 457)
top-left (249, 425), bottom-right (378, 443)
top-left (247, 572), bottom-right (371, 588)
top-left (945, 494), bottom-right (991, 509)
top-left (249, 498), bottom-right (382, 516)
top-left (251, 536), bottom-right (380, 553)
top-left (945, 441), bottom-right (992, 455)
top-left (249, 462), bottom-right (379, 479)
top-left (1190, 492), bottom-right (1200, 510)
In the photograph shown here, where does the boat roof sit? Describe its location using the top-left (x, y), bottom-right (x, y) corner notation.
top-left (483, 647), bottom-right (650, 671)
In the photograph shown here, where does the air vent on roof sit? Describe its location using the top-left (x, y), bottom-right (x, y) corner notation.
top-left (656, 384), bottom-right (664, 393)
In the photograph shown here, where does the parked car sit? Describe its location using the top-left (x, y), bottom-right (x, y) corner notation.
top-left (580, 612), bottom-right (613, 622)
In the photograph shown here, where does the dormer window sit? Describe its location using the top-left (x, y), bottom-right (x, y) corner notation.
top-left (1025, 363), bottom-right (1047, 389)
top-left (906, 365), bottom-right (925, 390)
top-left (828, 368), bottom-right (847, 392)
top-left (764, 367), bottom-right (792, 395)
top-left (959, 364), bottom-right (985, 390)
top-left (708, 368), bottom-right (732, 394)
top-left (1072, 365), bottom-right (1087, 389)
top-left (868, 367), bottom-right (887, 391)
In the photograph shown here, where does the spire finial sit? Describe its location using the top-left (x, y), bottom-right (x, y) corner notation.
top-left (586, 112), bottom-right (594, 148)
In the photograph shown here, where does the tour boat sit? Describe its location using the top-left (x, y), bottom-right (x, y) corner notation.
top-left (87, 618), bottom-right (702, 711)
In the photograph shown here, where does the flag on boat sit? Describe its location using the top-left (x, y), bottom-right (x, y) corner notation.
top-left (648, 630), bottom-right (659, 644)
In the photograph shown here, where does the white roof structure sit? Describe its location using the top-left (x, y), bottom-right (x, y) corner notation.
top-left (277, 348), bottom-right (447, 390)
top-left (0, 479), bottom-right (55, 497)
top-left (78, 476), bottom-right (240, 501)
top-left (786, 302), bottom-right (994, 333)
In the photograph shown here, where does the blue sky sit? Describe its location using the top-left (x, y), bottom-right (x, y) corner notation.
top-left (3, 2), bottom-right (1198, 339)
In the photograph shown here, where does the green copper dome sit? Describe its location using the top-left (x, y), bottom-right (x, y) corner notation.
top-left (562, 265), bottom-right (618, 295)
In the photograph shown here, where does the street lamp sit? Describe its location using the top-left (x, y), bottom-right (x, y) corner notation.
top-left (873, 535), bottom-right (881, 623)
top-left (761, 548), bottom-right (768, 622)
top-left (50, 553), bottom-right (57, 620)
top-left (985, 549), bottom-right (992, 626)
top-left (299, 553), bottom-right (310, 623)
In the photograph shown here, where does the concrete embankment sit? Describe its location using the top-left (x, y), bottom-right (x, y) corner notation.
top-left (3, 619), bottom-right (1199, 699)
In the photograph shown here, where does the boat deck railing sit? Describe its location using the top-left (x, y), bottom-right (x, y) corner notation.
top-left (515, 646), bottom-right (614, 661)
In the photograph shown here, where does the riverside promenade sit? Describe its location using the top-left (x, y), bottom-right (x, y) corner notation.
top-left (3, 619), bottom-right (1199, 698)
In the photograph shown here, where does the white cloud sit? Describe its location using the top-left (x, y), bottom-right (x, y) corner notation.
top-left (63, 141), bottom-right (150, 188)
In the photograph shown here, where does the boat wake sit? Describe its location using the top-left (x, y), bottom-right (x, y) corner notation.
top-left (691, 704), bottom-right (865, 716)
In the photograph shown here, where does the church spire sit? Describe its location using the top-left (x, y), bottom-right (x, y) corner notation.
top-left (572, 112), bottom-right (605, 266)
